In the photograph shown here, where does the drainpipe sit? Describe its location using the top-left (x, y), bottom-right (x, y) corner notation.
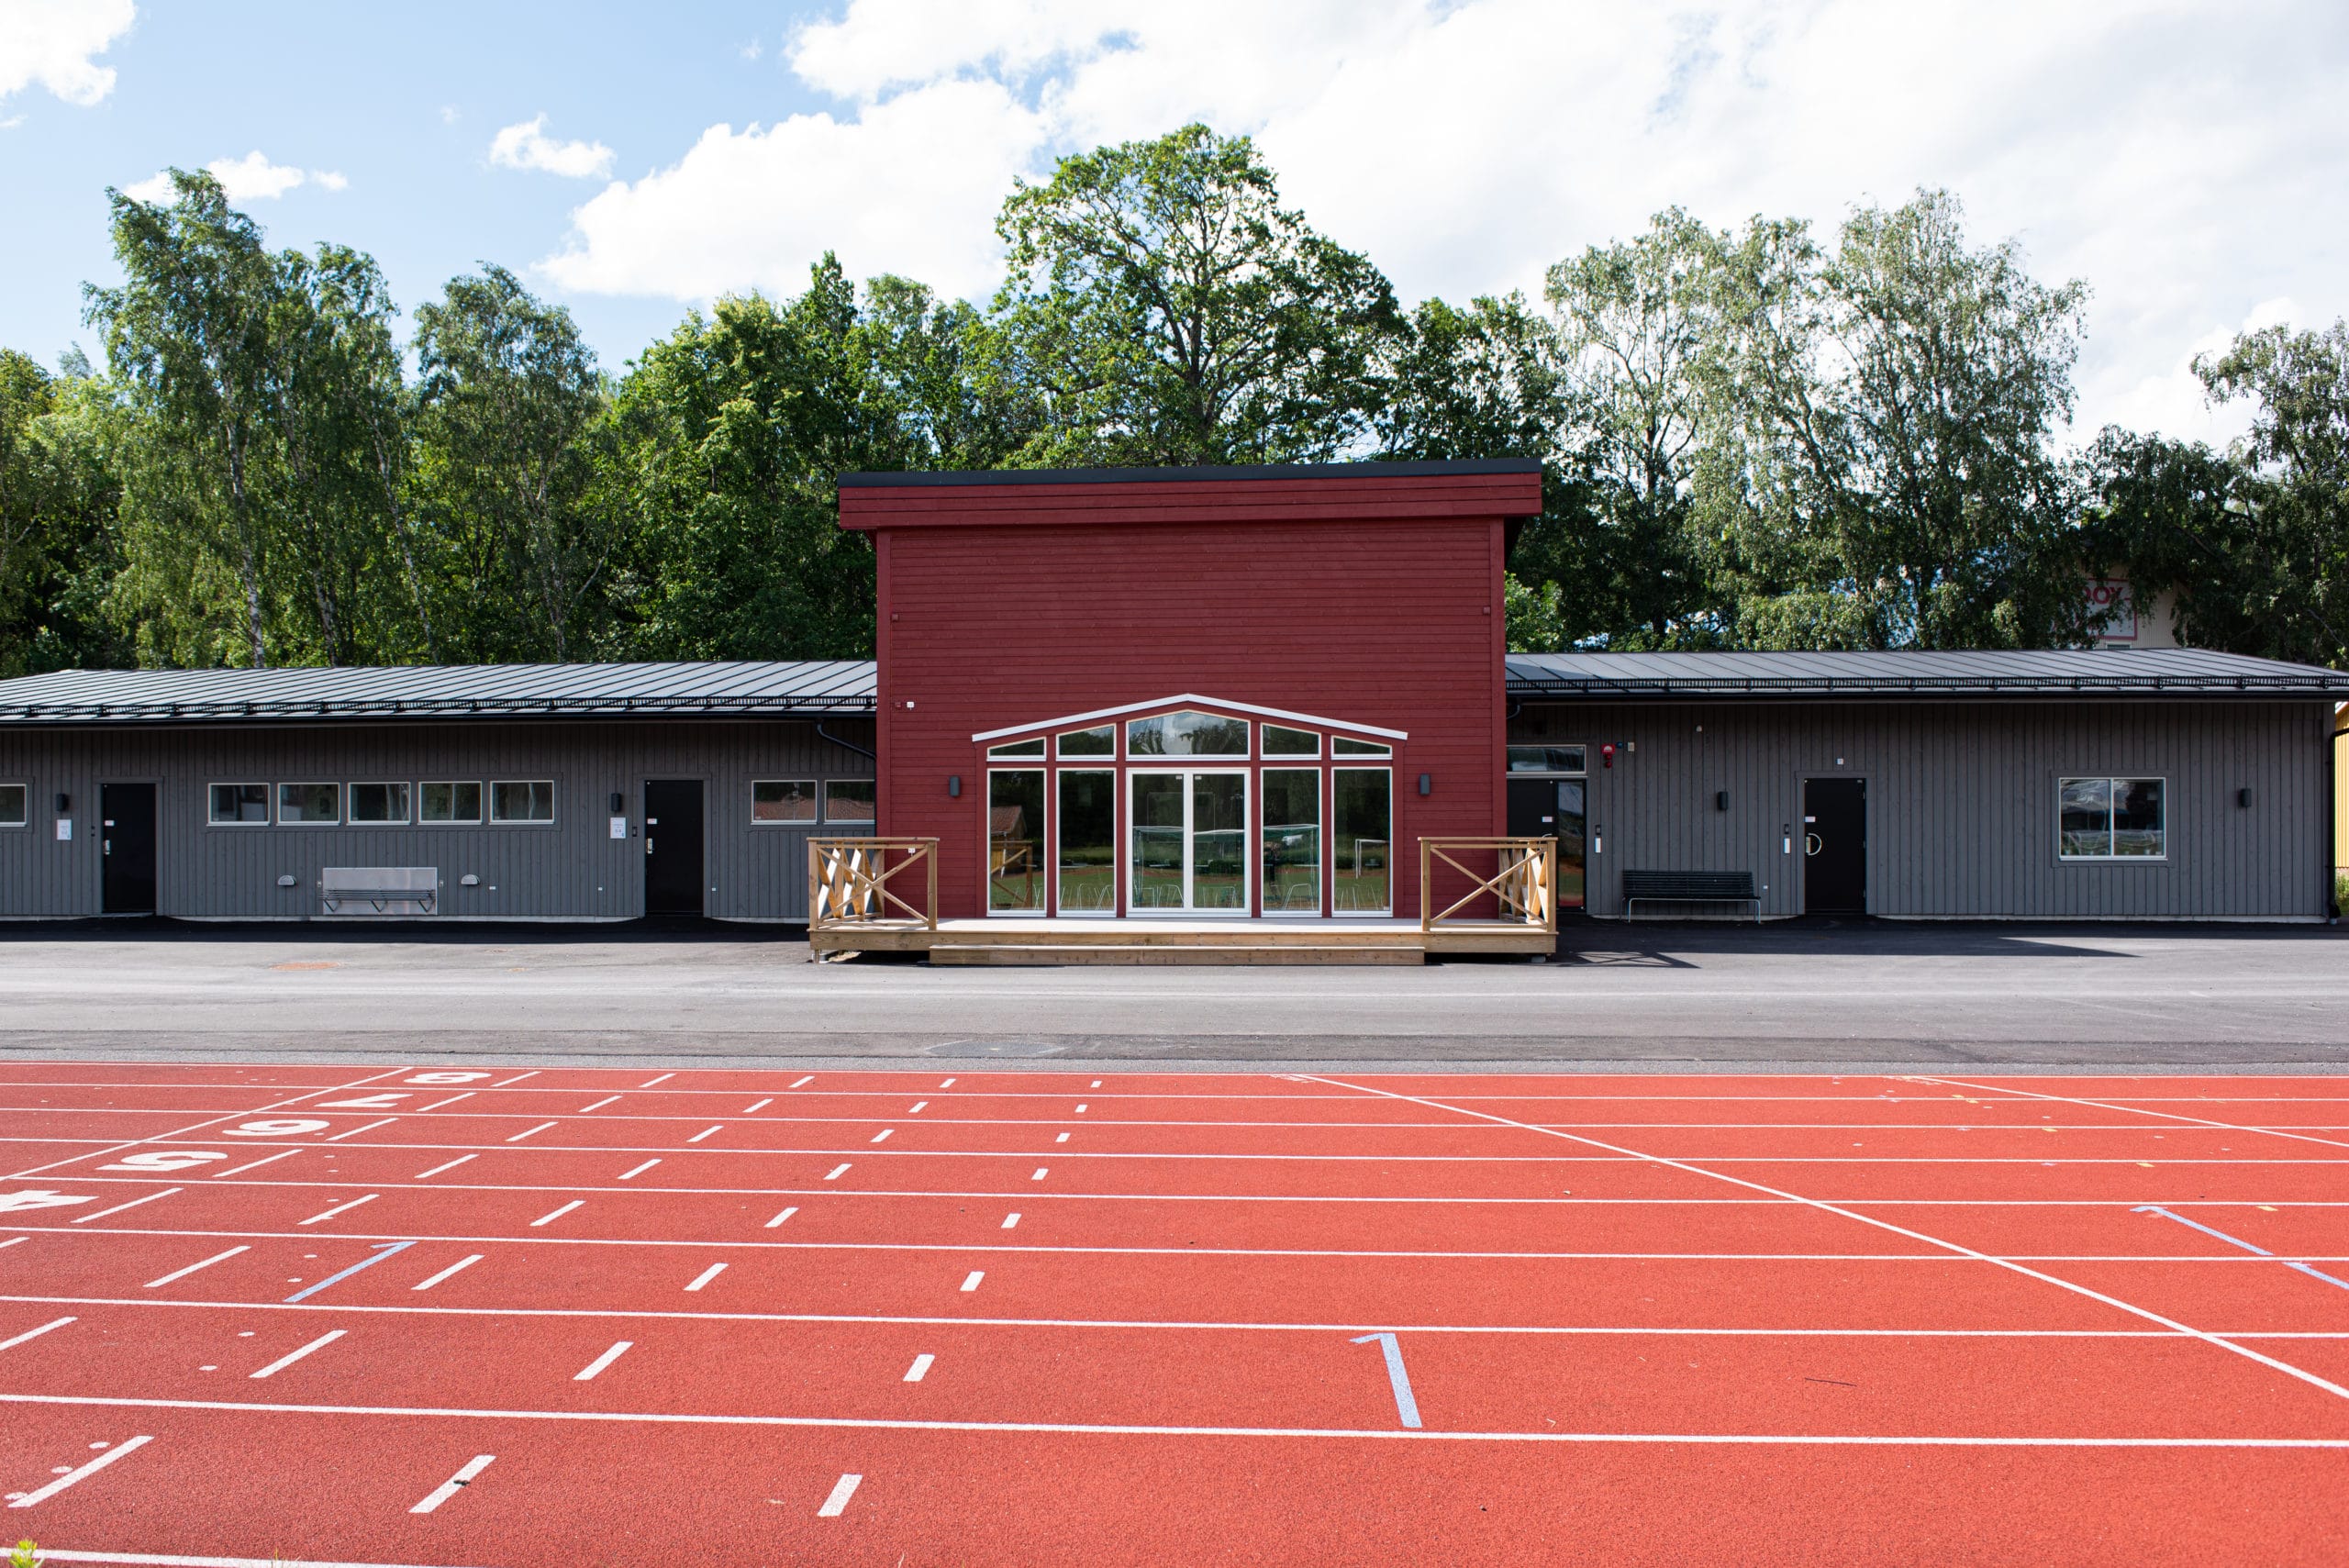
top-left (817, 720), bottom-right (875, 760)
top-left (2332, 714), bottom-right (2343, 924)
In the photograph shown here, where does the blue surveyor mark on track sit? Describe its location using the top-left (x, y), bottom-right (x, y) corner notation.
top-left (284, 1240), bottom-right (417, 1304)
top-left (2133, 1207), bottom-right (2349, 1292)
top-left (1351, 1331), bottom-right (1422, 1429)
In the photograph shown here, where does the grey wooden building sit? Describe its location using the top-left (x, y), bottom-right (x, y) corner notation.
top-left (1501, 649), bottom-right (2348, 922)
top-left (0, 662), bottom-right (876, 922)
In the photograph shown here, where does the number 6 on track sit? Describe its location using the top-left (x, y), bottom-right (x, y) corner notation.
top-left (224, 1119), bottom-right (331, 1138)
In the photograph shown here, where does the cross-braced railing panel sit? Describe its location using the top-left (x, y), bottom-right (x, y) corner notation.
top-left (808, 838), bottom-right (940, 930)
top-left (1419, 837), bottom-right (1557, 934)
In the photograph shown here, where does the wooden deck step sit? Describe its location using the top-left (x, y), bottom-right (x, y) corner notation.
top-left (928, 943), bottom-right (1424, 967)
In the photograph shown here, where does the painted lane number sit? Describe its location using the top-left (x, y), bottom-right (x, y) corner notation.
top-left (224, 1119), bottom-right (331, 1138)
top-left (100, 1151), bottom-right (228, 1173)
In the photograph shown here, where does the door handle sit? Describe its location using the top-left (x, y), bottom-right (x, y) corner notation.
top-left (103, 840), bottom-right (112, 856)
top-left (645, 838), bottom-right (654, 856)
top-left (1804, 832), bottom-right (1822, 856)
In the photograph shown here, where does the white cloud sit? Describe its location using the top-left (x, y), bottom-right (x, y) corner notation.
top-left (537, 0), bottom-right (2349, 442)
top-left (122, 150), bottom-right (348, 205)
top-left (0, 113), bottom-right (24, 130)
top-left (0, 0), bottom-right (134, 106)
top-left (489, 114), bottom-right (615, 179)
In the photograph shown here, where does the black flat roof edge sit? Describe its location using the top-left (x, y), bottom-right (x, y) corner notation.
top-left (838, 459), bottom-right (1544, 488)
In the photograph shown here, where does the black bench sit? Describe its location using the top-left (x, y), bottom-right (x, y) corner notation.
top-left (1621, 870), bottom-right (1760, 921)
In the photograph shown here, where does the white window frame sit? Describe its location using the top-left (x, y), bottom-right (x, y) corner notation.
top-left (1125, 766), bottom-right (1251, 916)
top-left (1332, 766), bottom-right (1394, 914)
top-left (751, 779), bottom-right (820, 826)
top-left (1262, 725), bottom-right (1320, 759)
top-left (986, 738), bottom-right (1048, 760)
top-left (348, 781), bottom-right (411, 825)
top-left (822, 778), bottom-right (876, 825)
top-left (1052, 767), bottom-right (1119, 917)
top-left (985, 767), bottom-right (1049, 917)
top-left (1259, 765), bottom-right (1326, 918)
top-left (206, 783), bottom-right (271, 827)
top-left (1507, 744), bottom-right (1587, 776)
top-left (1331, 737), bottom-right (1393, 759)
top-left (275, 782), bottom-right (341, 826)
top-left (489, 780), bottom-right (557, 825)
top-left (1124, 709), bottom-right (1252, 760)
top-left (418, 781), bottom-right (483, 825)
top-left (0, 782), bottom-right (27, 828)
top-left (1055, 725), bottom-right (1118, 760)
top-left (2057, 775), bottom-right (2168, 862)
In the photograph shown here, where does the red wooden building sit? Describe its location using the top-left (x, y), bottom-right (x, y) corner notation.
top-left (835, 461), bottom-right (1546, 932)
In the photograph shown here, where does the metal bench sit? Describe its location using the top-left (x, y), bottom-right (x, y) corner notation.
top-left (319, 866), bottom-right (440, 916)
top-left (1621, 869), bottom-right (1760, 921)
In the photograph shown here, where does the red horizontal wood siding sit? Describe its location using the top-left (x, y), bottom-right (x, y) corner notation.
top-left (872, 503), bottom-right (1513, 919)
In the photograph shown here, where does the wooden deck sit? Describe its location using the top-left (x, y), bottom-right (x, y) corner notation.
top-left (809, 917), bottom-right (1553, 966)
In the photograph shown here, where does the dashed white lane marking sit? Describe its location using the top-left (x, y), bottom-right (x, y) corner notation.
top-left (574, 1340), bottom-right (631, 1381)
top-left (250, 1329), bottom-right (344, 1380)
top-left (904, 1354), bottom-right (933, 1383)
top-left (640, 1074), bottom-right (675, 1089)
top-left (685, 1263), bottom-right (727, 1293)
top-left (791, 1076), bottom-right (815, 1089)
top-left (618, 1161), bottom-right (661, 1181)
top-left (1030, 1168), bottom-right (1048, 1181)
top-left (939, 1078), bottom-right (955, 1088)
top-left (0, 1317), bottom-right (73, 1351)
top-left (1075, 1105), bottom-right (1087, 1114)
top-left (580, 1097), bottom-right (620, 1114)
top-left (325, 1118), bottom-right (397, 1142)
top-left (505, 1122), bottom-right (558, 1143)
top-left (297, 1195), bottom-right (378, 1226)
top-left (764, 1207), bottom-right (798, 1229)
top-left (824, 1164), bottom-right (851, 1181)
top-left (212, 1151), bottom-right (301, 1179)
top-left (818, 1473), bottom-right (863, 1517)
top-left (417, 1092), bottom-right (475, 1112)
top-left (413, 1155), bottom-right (476, 1180)
top-left (686, 1127), bottom-right (723, 1144)
top-left (72, 1190), bottom-right (182, 1224)
top-left (530, 1201), bottom-right (584, 1228)
top-left (871, 1129), bottom-right (894, 1144)
top-left (1091, 1081), bottom-right (1102, 1088)
top-left (409, 1453), bottom-right (495, 1514)
top-left (144, 1247), bottom-right (248, 1288)
top-left (959, 1271), bottom-right (984, 1293)
top-left (743, 1099), bottom-right (773, 1114)
top-left (1054, 1134), bottom-right (1069, 1143)
top-left (1001, 1213), bottom-right (1020, 1229)
top-left (495, 1073), bottom-right (540, 1087)
top-left (0, 1238), bottom-right (21, 1251)
top-left (6, 1432), bottom-right (150, 1508)
top-left (412, 1254), bottom-right (484, 1291)
top-left (908, 1102), bottom-right (928, 1114)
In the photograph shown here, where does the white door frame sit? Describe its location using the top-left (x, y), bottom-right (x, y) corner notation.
top-left (1126, 767), bottom-right (1250, 916)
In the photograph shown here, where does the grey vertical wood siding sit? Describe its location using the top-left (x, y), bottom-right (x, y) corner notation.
top-left (1511, 700), bottom-right (2332, 920)
top-left (0, 717), bottom-right (875, 921)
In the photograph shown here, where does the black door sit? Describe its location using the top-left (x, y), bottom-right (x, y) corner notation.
top-left (101, 782), bottom-right (158, 915)
top-left (1802, 777), bottom-right (1866, 914)
top-left (643, 779), bottom-right (706, 917)
top-left (1507, 777), bottom-right (1588, 908)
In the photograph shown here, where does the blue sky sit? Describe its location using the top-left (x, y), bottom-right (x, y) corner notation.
top-left (6, 1), bottom-right (2346, 442)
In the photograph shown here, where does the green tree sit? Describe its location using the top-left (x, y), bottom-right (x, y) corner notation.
top-left (988, 124), bottom-right (1404, 466)
top-left (0, 350), bottom-right (129, 674)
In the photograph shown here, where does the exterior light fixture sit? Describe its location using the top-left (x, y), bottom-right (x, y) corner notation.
top-left (608, 792), bottom-right (625, 814)
top-left (2237, 787), bottom-right (2253, 807)
top-left (54, 793), bottom-right (69, 814)
top-left (1716, 791), bottom-right (1729, 812)
top-left (1600, 743), bottom-right (1616, 769)
top-left (949, 775), bottom-right (962, 798)
top-left (1419, 773), bottom-right (1431, 796)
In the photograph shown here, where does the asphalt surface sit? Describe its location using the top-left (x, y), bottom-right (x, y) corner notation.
top-left (1, 919), bottom-right (2344, 1073)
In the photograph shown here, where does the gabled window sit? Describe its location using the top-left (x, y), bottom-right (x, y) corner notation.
top-left (1127, 709), bottom-right (1249, 756)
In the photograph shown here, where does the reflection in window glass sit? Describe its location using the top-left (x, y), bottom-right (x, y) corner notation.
top-left (1130, 773), bottom-right (1186, 909)
top-left (987, 738), bottom-right (1045, 758)
top-left (1332, 769), bottom-right (1391, 913)
top-left (1263, 725), bottom-right (1319, 757)
top-left (1553, 778), bottom-right (1587, 907)
top-left (420, 782), bottom-right (482, 823)
top-left (490, 781), bottom-right (555, 823)
top-left (2114, 779), bottom-right (2165, 857)
top-left (1332, 737), bottom-right (1391, 757)
top-left (0, 783), bottom-right (22, 827)
top-left (1261, 769), bottom-right (1321, 913)
top-left (2059, 777), bottom-right (2165, 860)
top-left (1192, 773), bottom-right (1247, 910)
top-left (351, 783), bottom-right (410, 823)
top-left (1058, 726), bottom-right (1114, 757)
top-left (823, 779), bottom-right (875, 823)
top-left (1507, 745), bottom-right (1586, 773)
top-left (2059, 777), bottom-right (2111, 857)
top-left (1057, 771), bottom-right (1116, 911)
top-left (209, 784), bottom-right (269, 824)
top-left (751, 780), bottom-right (818, 823)
top-left (1127, 709), bottom-right (1248, 756)
top-left (277, 783), bottom-right (340, 823)
top-left (990, 770), bottom-right (1045, 911)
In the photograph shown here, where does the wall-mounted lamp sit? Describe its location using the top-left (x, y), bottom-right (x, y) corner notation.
top-left (948, 775), bottom-right (962, 798)
top-left (1418, 773), bottom-right (1431, 796)
top-left (1716, 791), bottom-right (1730, 812)
top-left (54, 793), bottom-right (70, 814)
top-left (608, 791), bottom-right (625, 814)
top-left (2237, 787), bottom-right (2254, 808)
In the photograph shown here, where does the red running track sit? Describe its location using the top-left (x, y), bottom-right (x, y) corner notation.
top-left (0, 1064), bottom-right (2346, 1566)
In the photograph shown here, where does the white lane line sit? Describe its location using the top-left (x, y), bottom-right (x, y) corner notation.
top-left (409, 1453), bottom-right (495, 1514)
top-left (939, 1078), bottom-right (954, 1088)
top-left (791, 1076), bottom-right (815, 1088)
top-left (250, 1329), bottom-right (345, 1380)
top-left (413, 1155), bottom-right (476, 1180)
top-left (1054, 1134), bottom-right (1069, 1143)
top-left (908, 1102), bottom-right (928, 1114)
top-left (824, 1164), bottom-right (851, 1181)
top-left (505, 1122), bottom-right (557, 1143)
top-left (574, 1340), bottom-right (631, 1381)
top-left (530, 1201), bottom-right (584, 1228)
top-left (1091, 1081), bottom-right (1102, 1088)
top-left (297, 1195), bottom-right (378, 1226)
top-left (685, 1263), bottom-right (727, 1293)
top-left (744, 1099), bottom-right (773, 1114)
top-left (686, 1127), bottom-right (723, 1144)
top-left (618, 1161), bottom-right (661, 1181)
top-left (0, 1316), bottom-right (73, 1351)
top-left (764, 1207), bottom-right (798, 1229)
top-left (213, 1151), bottom-right (302, 1179)
top-left (6, 1432), bottom-right (151, 1507)
top-left (0, 1238), bottom-right (18, 1251)
top-left (1917, 1076), bottom-right (2349, 1153)
top-left (580, 1096), bottom-right (620, 1114)
top-left (1001, 1213), bottom-right (1020, 1229)
top-left (959, 1271), bottom-right (984, 1293)
top-left (1075, 1105), bottom-right (1087, 1114)
top-left (72, 1189), bottom-right (182, 1224)
top-left (412, 1255), bottom-right (484, 1292)
top-left (640, 1073), bottom-right (675, 1088)
top-left (818, 1473), bottom-right (862, 1517)
top-left (1030, 1168), bottom-right (1047, 1181)
top-left (144, 1247), bottom-right (248, 1288)
top-left (326, 1118), bottom-right (397, 1142)
top-left (417, 1093), bottom-right (475, 1112)
top-left (904, 1353), bottom-right (933, 1383)
top-left (1306, 1074), bottom-right (2349, 1406)
top-left (495, 1073), bottom-right (540, 1087)
top-left (871, 1129), bottom-right (893, 1143)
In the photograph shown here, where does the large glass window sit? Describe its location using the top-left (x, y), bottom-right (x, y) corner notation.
top-left (987, 738), bottom-right (1045, 759)
top-left (490, 781), bottom-right (555, 823)
top-left (1332, 769), bottom-right (1392, 913)
top-left (1553, 778), bottom-right (1587, 907)
top-left (1058, 726), bottom-right (1114, 757)
top-left (277, 783), bottom-right (340, 824)
top-left (1192, 773), bottom-right (1247, 909)
top-left (823, 779), bottom-right (875, 823)
top-left (1263, 726), bottom-right (1319, 757)
top-left (419, 782), bottom-right (482, 823)
top-left (1261, 769), bottom-right (1322, 913)
top-left (1508, 745), bottom-right (1587, 773)
top-left (989, 770), bottom-right (1046, 911)
top-left (2060, 777), bottom-right (2165, 860)
top-left (1057, 771), bottom-right (1116, 911)
top-left (751, 780), bottom-right (818, 823)
top-left (1127, 709), bottom-right (1248, 756)
top-left (209, 784), bottom-right (269, 825)
top-left (351, 783), bottom-right (410, 824)
top-left (1130, 773), bottom-right (1186, 908)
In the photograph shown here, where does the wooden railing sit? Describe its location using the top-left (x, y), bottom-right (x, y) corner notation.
top-left (808, 838), bottom-right (939, 930)
top-left (1419, 837), bottom-right (1558, 934)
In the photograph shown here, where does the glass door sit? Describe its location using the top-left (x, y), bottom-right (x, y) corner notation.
top-left (1129, 770), bottom-right (1249, 913)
